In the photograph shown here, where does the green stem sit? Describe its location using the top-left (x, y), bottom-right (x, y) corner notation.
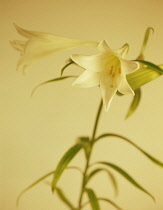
top-left (78, 99), bottom-right (103, 209)
top-left (91, 100), bottom-right (103, 141)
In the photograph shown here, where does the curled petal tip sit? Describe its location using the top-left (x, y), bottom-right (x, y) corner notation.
top-left (13, 23), bottom-right (20, 31)
top-left (124, 43), bottom-right (129, 50)
top-left (135, 61), bottom-right (140, 70)
top-left (13, 22), bottom-right (17, 27)
top-left (147, 27), bottom-right (154, 34)
top-left (122, 43), bottom-right (129, 56)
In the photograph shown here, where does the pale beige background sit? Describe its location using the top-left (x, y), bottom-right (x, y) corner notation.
top-left (1, 0), bottom-right (163, 210)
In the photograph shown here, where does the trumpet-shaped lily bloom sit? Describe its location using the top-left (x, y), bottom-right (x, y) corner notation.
top-left (71, 40), bottom-right (139, 111)
top-left (10, 24), bottom-right (98, 71)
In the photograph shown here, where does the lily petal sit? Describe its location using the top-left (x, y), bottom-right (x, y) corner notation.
top-left (118, 76), bottom-right (135, 95)
top-left (100, 71), bottom-right (122, 111)
top-left (71, 53), bottom-right (114, 72)
top-left (10, 40), bottom-right (26, 52)
top-left (120, 59), bottom-right (139, 74)
top-left (114, 44), bottom-right (129, 58)
top-left (98, 40), bottom-right (129, 58)
top-left (18, 37), bottom-right (92, 67)
top-left (71, 40), bottom-right (139, 111)
top-left (72, 71), bottom-right (100, 87)
top-left (12, 24), bottom-right (98, 70)
top-left (13, 23), bottom-right (46, 38)
top-left (97, 40), bottom-right (113, 53)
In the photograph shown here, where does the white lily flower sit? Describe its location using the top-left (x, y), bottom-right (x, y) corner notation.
top-left (10, 24), bottom-right (98, 71)
top-left (71, 40), bottom-right (139, 111)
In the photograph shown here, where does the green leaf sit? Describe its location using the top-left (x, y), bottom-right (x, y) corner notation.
top-left (139, 27), bottom-right (154, 58)
top-left (97, 162), bottom-right (155, 201)
top-left (16, 170), bottom-right (54, 206)
top-left (95, 133), bottom-right (163, 168)
top-left (56, 187), bottom-right (76, 209)
top-left (51, 144), bottom-right (83, 192)
top-left (86, 168), bottom-right (118, 196)
top-left (85, 188), bottom-right (101, 210)
top-left (126, 88), bottom-right (141, 119)
top-left (76, 136), bottom-right (91, 159)
top-left (98, 198), bottom-right (123, 210)
top-left (81, 197), bottom-right (123, 210)
top-left (67, 166), bottom-right (83, 174)
top-left (31, 75), bottom-right (77, 96)
top-left (127, 64), bottom-right (162, 91)
top-left (16, 165), bottom-right (83, 206)
top-left (60, 60), bottom-right (74, 76)
top-left (86, 168), bottom-right (102, 183)
top-left (136, 60), bottom-right (163, 74)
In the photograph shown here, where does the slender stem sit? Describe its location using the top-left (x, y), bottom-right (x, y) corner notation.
top-left (78, 99), bottom-right (103, 209)
top-left (91, 99), bottom-right (103, 141)
top-left (78, 153), bottom-right (91, 209)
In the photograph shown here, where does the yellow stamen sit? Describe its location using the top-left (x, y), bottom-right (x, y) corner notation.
top-left (109, 66), bottom-right (114, 75)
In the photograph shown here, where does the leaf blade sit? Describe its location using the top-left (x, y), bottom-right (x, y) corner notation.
top-left (51, 144), bottom-right (82, 192)
top-left (136, 60), bottom-right (163, 74)
top-left (85, 188), bottom-right (101, 210)
top-left (127, 64), bottom-right (163, 90)
top-left (98, 198), bottom-right (123, 210)
top-left (17, 171), bottom-right (54, 206)
top-left (56, 187), bottom-right (76, 209)
top-left (31, 75), bottom-right (77, 96)
top-left (86, 168), bottom-right (118, 196)
top-left (139, 27), bottom-right (154, 58)
top-left (97, 161), bottom-right (155, 201)
top-left (16, 165), bottom-right (83, 206)
top-left (126, 88), bottom-right (141, 119)
top-left (95, 133), bottom-right (163, 168)
top-left (60, 60), bottom-right (74, 76)
top-left (67, 166), bottom-right (83, 174)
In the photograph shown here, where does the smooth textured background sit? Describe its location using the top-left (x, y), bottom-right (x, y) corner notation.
top-left (1, 0), bottom-right (163, 209)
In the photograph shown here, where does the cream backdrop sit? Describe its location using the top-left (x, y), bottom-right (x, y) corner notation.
top-left (1, 0), bottom-right (163, 210)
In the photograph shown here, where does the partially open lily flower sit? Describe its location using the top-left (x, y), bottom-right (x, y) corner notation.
top-left (71, 40), bottom-right (139, 111)
top-left (10, 24), bottom-right (98, 71)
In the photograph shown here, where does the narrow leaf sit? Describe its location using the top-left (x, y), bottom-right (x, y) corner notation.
top-left (86, 168), bottom-right (118, 196)
top-left (139, 27), bottom-right (154, 58)
top-left (76, 136), bottom-right (91, 159)
top-left (126, 88), bottom-right (141, 119)
top-left (16, 171), bottom-right (54, 206)
top-left (97, 162), bottom-right (155, 201)
top-left (98, 198), bottom-right (123, 210)
top-left (136, 60), bottom-right (163, 74)
top-left (85, 188), bottom-right (101, 210)
top-left (67, 166), bottom-right (83, 174)
top-left (56, 187), bottom-right (76, 209)
top-left (51, 144), bottom-right (82, 192)
top-left (60, 60), bottom-right (74, 76)
top-left (31, 75), bottom-right (77, 96)
top-left (127, 66), bottom-right (162, 91)
top-left (16, 166), bottom-right (83, 206)
top-left (81, 197), bottom-right (123, 210)
top-left (86, 168), bottom-right (102, 183)
top-left (95, 133), bottom-right (163, 168)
